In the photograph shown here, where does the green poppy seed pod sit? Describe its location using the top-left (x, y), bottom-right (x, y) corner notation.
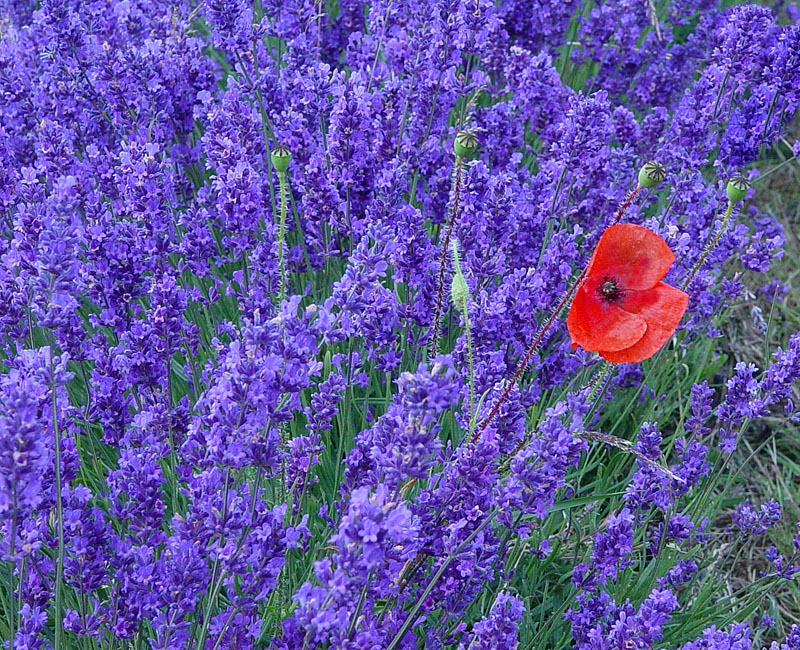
top-left (271, 144), bottom-right (291, 173)
top-left (450, 272), bottom-right (469, 311)
top-left (453, 130), bottom-right (478, 158)
top-left (726, 175), bottom-right (750, 203)
top-left (637, 161), bottom-right (667, 188)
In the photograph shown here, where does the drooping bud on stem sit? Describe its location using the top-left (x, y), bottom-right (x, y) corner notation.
top-left (429, 134), bottom-right (473, 360)
top-left (450, 238), bottom-right (476, 435)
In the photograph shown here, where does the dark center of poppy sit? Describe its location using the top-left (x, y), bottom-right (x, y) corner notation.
top-left (598, 277), bottom-right (623, 303)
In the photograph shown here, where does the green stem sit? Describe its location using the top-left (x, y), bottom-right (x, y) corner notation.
top-left (464, 308), bottom-right (475, 435)
top-left (51, 357), bottom-right (64, 650)
top-left (195, 467), bottom-right (231, 650)
top-left (7, 492), bottom-right (17, 645)
top-left (752, 154), bottom-right (796, 183)
top-left (386, 509), bottom-right (498, 650)
top-left (682, 201), bottom-right (734, 292)
top-left (277, 169), bottom-right (289, 303)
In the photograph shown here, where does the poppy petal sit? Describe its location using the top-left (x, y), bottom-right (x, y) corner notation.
top-left (567, 281), bottom-right (647, 352)
top-left (587, 224), bottom-right (675, 291)
top-left (599, 283), bottom-right (689, 363)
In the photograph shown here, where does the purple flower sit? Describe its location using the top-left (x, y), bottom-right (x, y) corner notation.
top-left (686, 381), bottom-right (715, 437)
top-left (678, 623), bottom-right (752, 650)
top-left (568, 588), bottom-right (678, 649)
top-left (276, 484), bottom-right (416, 648)
top-left (733, 499), bottom-right (782, 537)
top-left (344, 356), bottom-right (461, 491)
top-left (0, 348), bottom-right (71, 561)
top-left (771, 624), bottom-right (800, 650)
top-left (591, 508), bottom-right (635, 584)
top-left (459, 591), bottom-right (525, 649)
top-left (500, 391), bottom-right (589, 524)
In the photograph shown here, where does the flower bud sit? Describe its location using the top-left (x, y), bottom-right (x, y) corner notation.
top-left (450, 272), bottom-right (469, 311)
top-left (453, 130), bottom-right (478, 158)
top-left (450, 238), bottom-right (469, 310)
top-left (726, 175), bottom-right (750, 203)
top-left (271, 144), bottom-right (291, 173)
top-left (637, 161), bottom-right (666, 188)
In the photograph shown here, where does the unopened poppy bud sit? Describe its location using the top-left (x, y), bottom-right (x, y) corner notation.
top-left (637, 161), bottom-right (666, 188)
top-left (450, 238), bottom-right (469, 310)
top-left (451, 272), bottom-right (469, 311)
top-left (726, 175), bottom-right (750, 203)
top-left (271, 144), bottom-right (291, 173)
top-left (454, 129), bottom-right (478, 158)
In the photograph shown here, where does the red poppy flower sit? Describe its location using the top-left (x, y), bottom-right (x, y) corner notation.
top-left (567, 224), bottom-right (689, 363)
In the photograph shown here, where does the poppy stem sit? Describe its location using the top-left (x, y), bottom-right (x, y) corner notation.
top-left (277, 169), bottom-right (289, 303)
top-left (612, 186), bottom-right (641, 226)
top-left (471, 182), bottom-right (647, 443)
top-left (471, 266), bottom-right (587, 443)
top-left (681, 201), bottom-right (734, 292)
top-left (429, 155), bottom-right (464, 360)
top-left (464, 307), bottom-right (476, 434)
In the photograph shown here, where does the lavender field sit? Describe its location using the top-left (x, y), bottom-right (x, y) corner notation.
top-left (2, 0), bottom-right (800, 648)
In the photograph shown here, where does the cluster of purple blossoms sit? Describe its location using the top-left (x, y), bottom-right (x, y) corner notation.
top-left (1, 0), bottom-right (800, 648)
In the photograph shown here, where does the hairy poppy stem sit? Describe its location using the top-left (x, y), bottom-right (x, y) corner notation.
top-left (472, 182), bottom-right (647, 442)
top-left (472, 267), bottom-right (587, 442)
top-left (429, 155), bottom-right (464, 360)
top-left (277, 169), bottom-right (289, 303)
top-left (612, 186), bottom-right (641, 226)
top-left (681, 201), bottom-right (734, 292)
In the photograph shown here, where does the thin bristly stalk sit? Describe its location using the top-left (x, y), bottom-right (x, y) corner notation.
top-left (473, 179), bottom-right (647, 441)
top-left (611, 185), bottom-right (641, 226)
top-left (277, 169), bottom-right (289, 303)
top-left (429, 156), bottom-right (464, 360)
top-left (464, 307), bottom-right (475, 434)
top-left (271, 145), bottom-right (292, 303)
top-left (583, 360), bottom-right (614, 424)
top-left (471, 267), bottom-right (585, 442)
top-left (681, 201), bottom-right (734, 292)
